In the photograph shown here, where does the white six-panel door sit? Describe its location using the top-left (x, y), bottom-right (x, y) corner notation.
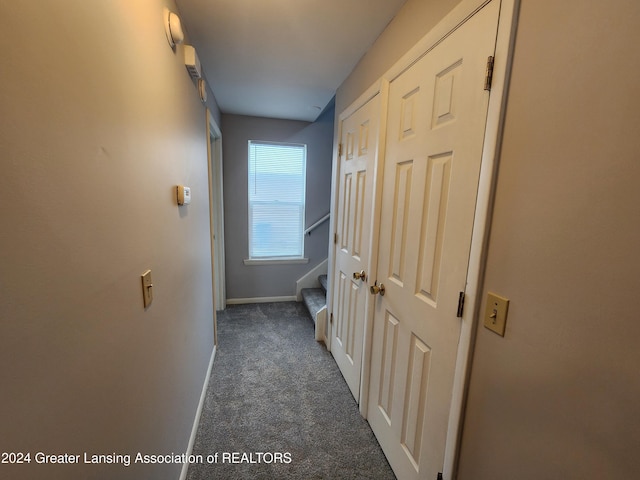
top-left (366, 2), bottom-right (500, 479)
top-left (331, 94), bottom-right (380, 402)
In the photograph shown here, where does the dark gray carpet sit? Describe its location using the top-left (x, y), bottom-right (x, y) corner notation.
top-left (185, 302), bottom-right (396, 480)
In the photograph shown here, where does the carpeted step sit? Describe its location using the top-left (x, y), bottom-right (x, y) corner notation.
top-left (319, 274), bottom-right (328, 293)
top-left (301, 287), bottom-right (326, 320)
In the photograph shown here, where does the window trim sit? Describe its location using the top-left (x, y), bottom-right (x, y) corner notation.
top-left (247, 140), bottom-right (307, 261)
top-left (243, 257), bottom-right (309, 266)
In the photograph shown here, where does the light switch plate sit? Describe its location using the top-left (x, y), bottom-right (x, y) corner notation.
top-left (141, 270), bottom-right (153, 308)
top-left (177, 185), bottom-right (191, 205)
top-left (484, 292), bottom-right (509, 336)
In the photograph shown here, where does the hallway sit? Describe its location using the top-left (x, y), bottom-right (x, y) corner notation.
top-left (185, 302), bottom-right (395, 479)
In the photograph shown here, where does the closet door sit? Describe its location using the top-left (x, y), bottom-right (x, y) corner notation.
top-left (366, 2), bottom-right (500, 478)
top-left (331, 94), bottom-right (380, 402)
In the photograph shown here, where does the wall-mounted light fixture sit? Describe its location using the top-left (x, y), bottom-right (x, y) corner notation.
top-left (164, 9), bottom-right (184, 48)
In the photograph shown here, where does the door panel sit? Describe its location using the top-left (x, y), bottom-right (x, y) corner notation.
top-left (331, 94), bottom-right (380, 402)
top-left (366, 2), bottom-right (500, 479)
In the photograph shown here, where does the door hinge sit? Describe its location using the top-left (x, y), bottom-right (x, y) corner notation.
top-left (437, 473), bottom-right (444, 480)
top-left (484, 56), bottom-right (494, 91)
top-left (330, 313), bottom-right (334, 324)
top-left (334, 233), bottom-right (338, 244)
top-left (338, 143), bottom-right (343, 157)
top-left (456, 292), bottom-right (465, 318)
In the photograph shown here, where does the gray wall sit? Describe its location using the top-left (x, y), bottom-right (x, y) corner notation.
top-left (0, 1), bottom-right (217, 479)
top-left (337, 0), bottom-right (640, 478)
top-left (222, 103), bottom-right (334, 300)
top-left (456, 1), bottom-right (640, 478)
top-left (336, 0), bottom-right (460, 114)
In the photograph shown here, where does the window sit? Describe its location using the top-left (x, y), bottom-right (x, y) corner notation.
top-left (248, 141), bottom-right (307, 260)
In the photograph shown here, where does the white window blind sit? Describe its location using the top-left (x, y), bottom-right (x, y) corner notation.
top-left (248, 141), bottom-right (306, 259)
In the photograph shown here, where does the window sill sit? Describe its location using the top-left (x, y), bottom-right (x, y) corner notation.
top-left (243, 257), bottom-right (309, 266)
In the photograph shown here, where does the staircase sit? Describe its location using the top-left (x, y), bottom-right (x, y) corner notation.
top-left (301, 274), bottom-right (328, 342)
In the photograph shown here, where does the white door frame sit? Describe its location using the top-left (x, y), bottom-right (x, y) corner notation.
top-left (326, 0), bottom-right (520, 477)
top-left (206, 110), bottom-right (226, 318)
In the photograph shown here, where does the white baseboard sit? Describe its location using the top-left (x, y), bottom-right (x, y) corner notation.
top-left (226, 296), bottom-right (297, 305)
top-left (179, 345), bottom-right (216, 480)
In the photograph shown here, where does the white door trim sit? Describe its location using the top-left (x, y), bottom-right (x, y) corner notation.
top-left (328, 0), bottom-right (520, 477)
top-left (206, 110), bottom-right (225, 343)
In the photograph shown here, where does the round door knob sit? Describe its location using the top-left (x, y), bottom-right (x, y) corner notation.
top-left (353, 270), bottom-right (366, 280)
top-left (369, 283), bottom-right (385, 296)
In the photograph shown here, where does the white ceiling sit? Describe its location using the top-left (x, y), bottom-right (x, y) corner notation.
top-left (175, 0), bottom-right (408, 121)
